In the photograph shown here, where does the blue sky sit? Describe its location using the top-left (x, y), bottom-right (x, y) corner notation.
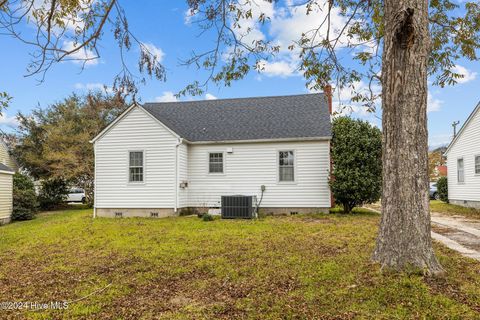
top-left (0, 0), bottom-right (479, 149)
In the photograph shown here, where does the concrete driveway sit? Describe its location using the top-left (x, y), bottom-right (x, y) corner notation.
top-left (431, 212), bottom-right (480, 261)
top-left (366, 206), bottom-right (480, 261)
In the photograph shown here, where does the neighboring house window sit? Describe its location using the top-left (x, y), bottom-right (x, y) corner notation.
top-left (457, 158), bottom-right (464, 183)
top-left (209, 153), bottom-right (224, 173)
top-left (476, 155), bottom-right (480, 174)
top-left (279, 151), bottom-right (295, 182)
top-left (129, 151), bottom-right (144, 182)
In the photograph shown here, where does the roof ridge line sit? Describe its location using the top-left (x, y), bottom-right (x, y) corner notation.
top-left (144, 93), bottom-right (324, 105)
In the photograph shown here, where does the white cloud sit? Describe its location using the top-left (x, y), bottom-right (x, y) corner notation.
top-left (155, 92), bottom-right (216, 102)
top-left (205, 93), bottom-right (217, 100)
top-left (325, 81), bottom-right (381, 115)
top-left (429, 133), bottom-right (452, 148)
top-left (451, 65), bottom-right (477, 84)
top-left (427, 93), bottom-right (443, 113)
top-left (59, 1), bottom-right (90, 33)
top-left (225, 1), bottom-right (351, 79)
top-left (232, 0), bottom-right (275, 45)
top-left (269, 2), bottom-right (350, 52)
top-left (141, 42), bottom-right (165, 63)
top-left (62, 40), bottom-right (99, 66)
top-left (309, 82), bottom-right (382, 127)
top-left (26, 0), bottom-right (91, 34)
top-left (184, 8), bottom-right (198, 24)
top-left (74, 82), bottom-right (112, 93)
top-left (155, 91), bottom-right (178, 102)
top-left (0, 113), bottom-right (18, 127)
top-left (257, 60), bottom-right (296, 77)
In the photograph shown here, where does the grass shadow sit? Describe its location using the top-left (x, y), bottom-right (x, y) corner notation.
top-left (329, 206), bottom-right (380, 216)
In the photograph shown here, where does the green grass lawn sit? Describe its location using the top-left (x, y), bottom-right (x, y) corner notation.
top-left (430, 200), bottom-right (480, 219)
top-left (1, 207), bottom-right (480, 319)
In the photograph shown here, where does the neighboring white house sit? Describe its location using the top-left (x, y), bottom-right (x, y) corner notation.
top-left (0, 139), bottom-right (15, 224)
top-left (444, 101), bottom-right (480, 208)
top-left (91, 93), bottom-right (332, 218)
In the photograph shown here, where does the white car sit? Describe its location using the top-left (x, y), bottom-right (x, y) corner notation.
top-left (67, 187), bottom-right (86, 203)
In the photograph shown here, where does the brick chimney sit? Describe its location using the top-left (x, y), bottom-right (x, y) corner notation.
top-left (324, 84), bottom-right (335, 208)
top-left (323, 84), bottom-right (333, 114)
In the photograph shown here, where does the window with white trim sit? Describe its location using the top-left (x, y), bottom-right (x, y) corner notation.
top-left (475, 155), bottom-right (480, 175)
top-left (209, 153), bottom-right (224, 173)
top-left (457, 158), bottom-right (464, 183)
top-left (129, 151), bottom-right (144, 182)
top-left (279, 151), bottom-right (295, 182)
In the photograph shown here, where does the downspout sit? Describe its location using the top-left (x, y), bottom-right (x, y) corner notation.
top-left (174, 138), bottom-right (183, 213)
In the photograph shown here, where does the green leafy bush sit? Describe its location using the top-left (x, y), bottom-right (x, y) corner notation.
top-left (202, 213), bottom-right (214, 221)
top-left (330, 117), bottom-right (382, 213)
top-left (12, 173), bottom-right (38, 221)
top-left (437, 177), bottom-right (448, 203)
top-left (38, 178), bottom-right (69, 210)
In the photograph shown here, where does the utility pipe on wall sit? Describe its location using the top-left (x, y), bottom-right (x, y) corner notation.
top-left (174, 138), bottom-right (183, 212)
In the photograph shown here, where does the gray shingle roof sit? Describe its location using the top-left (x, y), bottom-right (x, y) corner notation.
top-left (142, 93), bottom-right (331, 142)
top-left (0, 163), bottom-right (13, 172)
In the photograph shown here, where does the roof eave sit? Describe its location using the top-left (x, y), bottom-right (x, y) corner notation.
top-left (0, 164), bottom-right (14, 174)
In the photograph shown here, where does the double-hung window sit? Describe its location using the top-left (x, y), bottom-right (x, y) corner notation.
top-left (475, 155), bottom-right (480, 175)
top-left (129, 151), bottom-right (144, 182)
top-left (457, 158), bottom-right (464, 183)
top-left (209, 153), bottom-right (224, 173)
top-left (279, 151), bottom-right (295, 182)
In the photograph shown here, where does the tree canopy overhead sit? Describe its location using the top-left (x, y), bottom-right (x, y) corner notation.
top-left (182, 0), bottom-right (480, 105)
top-left (0, 0), bottom-right (478, 105)
top-left (0, 0), bottom-right (166, 99)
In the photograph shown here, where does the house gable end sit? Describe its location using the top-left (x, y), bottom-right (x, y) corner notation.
top-left (0, 138), bottom-right (17, 171)
top-left (91, 104), bottom-right (180, 144)
top-left (445, 101), bottom-right (480, 157)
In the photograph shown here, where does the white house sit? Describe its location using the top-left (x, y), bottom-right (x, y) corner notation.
top-left (444, 101), bottom-right (480, 208)
top-left (0, 138), bottom-right (15, 224)
top-left (91, 93), bottom-right (333, 218)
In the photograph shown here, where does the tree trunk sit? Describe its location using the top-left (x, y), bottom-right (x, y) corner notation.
top-left (343, 202), bottom-right (353, 214)
top-left (372, 0), bottom-right (443, 274)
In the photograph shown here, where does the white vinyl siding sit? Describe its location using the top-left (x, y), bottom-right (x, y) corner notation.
top-left (0, 173), bottom-right (13, 220)
top-left (94, 106), bottom-right (331, 211)
top-left (95, 107), bottom-right (178, 208)
top-left (446, 105), bottom-right (480, 202)
top-left (187, 141), bottom-right (331, 208)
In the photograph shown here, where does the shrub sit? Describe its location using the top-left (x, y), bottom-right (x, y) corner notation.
top-left (330, 117), bottom-right (382, 213)
top-left (38, 178), bottom-right (69, 210)
top-left (437, 177), bottom-right (448, 203)
top-left (202, 213), bottom-right (214, 221)
top-left (12, 173), bottom-right (38, 221)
